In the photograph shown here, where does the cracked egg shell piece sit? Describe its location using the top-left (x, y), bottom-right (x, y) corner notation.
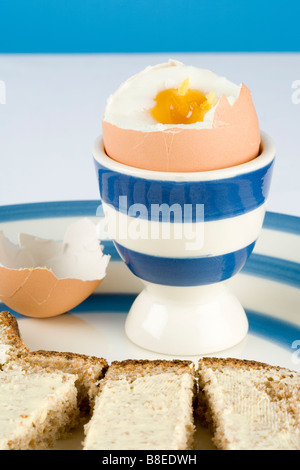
top-left (0, 219), bottom-right (110, 318)
top-left (0, 266), bottom-right (102, 318)
top-left (102, 61), bottom-right (260, 172)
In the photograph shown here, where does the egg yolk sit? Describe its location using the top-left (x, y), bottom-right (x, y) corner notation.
top-left (151, 78), bottom-right (216, 125)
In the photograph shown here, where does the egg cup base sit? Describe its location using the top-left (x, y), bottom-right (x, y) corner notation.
top-left (124, 281), bottom-right (249, 356)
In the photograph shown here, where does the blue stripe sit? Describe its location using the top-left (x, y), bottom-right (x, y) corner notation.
top-left (263, 211), bottom-right (300, 236)
top-left (4, 296), bottom-right (298, 352)
top-left (71, 293), bottom-right (136, 313)
top-left (0, 201), bottom-right (103, 222)
top-left (2, 294), bottom-right (136, 319)
top-left (101, 241), bottom-right (120, 261)
top-left (99, 242), bottom-right (300, 289)
top-left (247, 309), bottom-right (300, 350)
top-left (95, 159), bottom-right (274, 222)
top-left (0, 203), bottom-right (297, 288)
top-left (242, 253), bottom-right (300, 288)
top-left (113, 241), bottom-right (255, 286)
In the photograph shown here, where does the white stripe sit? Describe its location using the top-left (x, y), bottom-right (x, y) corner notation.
top-left (253, 228), bottom-right (300, 263)
top-left (101, 202), bottom-right (266, 257)
top-left (228, 273), bottom-right (300, 326)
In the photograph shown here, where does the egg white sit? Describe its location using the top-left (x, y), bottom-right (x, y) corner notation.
top-left (103, 59), bottom-right (241, 132)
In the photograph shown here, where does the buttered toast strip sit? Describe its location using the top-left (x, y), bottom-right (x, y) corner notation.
top-left (197, 357), bottom-right (300, 450)
top-left (22, 350), bottom-right (108, 413)
top-left (83, 359), bottom-right (196, 450)
top-left (0, 311), bottom-right (107, 413)
top-left (0, 363), bottom-right (78, 450)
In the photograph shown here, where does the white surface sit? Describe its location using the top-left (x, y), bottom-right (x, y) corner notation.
top-left (0, 53), bottom-right (299, 216)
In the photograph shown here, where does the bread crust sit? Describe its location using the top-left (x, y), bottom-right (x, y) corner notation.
top-left (0, 311), bottom-right (21, 337)
top-left (0, 311), bottom-right (20, 336)
top-left (30, 350), bottom-right (108, 368)
top-left (0, 311), bottom-right (29, 356)
top-left (198, 357), bottom-right (298, 375)
top-left (105, 359), bottom-right (195, 381)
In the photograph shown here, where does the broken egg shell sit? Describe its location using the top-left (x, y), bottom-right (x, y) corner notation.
top-left (102, 84), bottom-right (260, 172)
top-left (0, 219), bottom-right (110, 318)
top-left (0, 266), bottom-right (102, 318)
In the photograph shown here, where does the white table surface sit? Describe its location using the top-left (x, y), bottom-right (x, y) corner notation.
top-left (0, 53), bottom-right (299, 217)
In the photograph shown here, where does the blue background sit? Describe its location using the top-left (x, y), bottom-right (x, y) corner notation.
top-left (0, 0), bottom-right (299, 53)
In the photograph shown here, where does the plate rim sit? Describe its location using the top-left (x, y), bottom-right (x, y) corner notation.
top-left (0, 201), bottom-right (299, 289)
top-left (0, 200), bottom-right (299, 235)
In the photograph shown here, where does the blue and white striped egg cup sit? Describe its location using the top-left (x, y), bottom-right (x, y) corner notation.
top-left (93, 132), bottom-right (275, 355)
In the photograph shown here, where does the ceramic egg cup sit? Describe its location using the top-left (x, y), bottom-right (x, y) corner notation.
top-left (93, 133), bottom-right (275, 356)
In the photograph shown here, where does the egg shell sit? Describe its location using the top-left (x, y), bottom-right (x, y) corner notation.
top-left (0, 219), bottom-right (110, 318)
top-left (102, 84), bottom-right (260, 172)
top-left (0, 266), bottom-right (102, 318)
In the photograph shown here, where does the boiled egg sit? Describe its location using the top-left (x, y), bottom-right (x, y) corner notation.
top-left (102, 60), bottom-right (260, 172)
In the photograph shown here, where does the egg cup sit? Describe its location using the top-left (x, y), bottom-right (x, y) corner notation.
top-left (93, 132), bottom-right (275, 355)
